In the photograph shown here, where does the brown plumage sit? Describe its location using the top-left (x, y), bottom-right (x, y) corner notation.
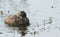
top-left (4, 11), bottom-right (30, 37)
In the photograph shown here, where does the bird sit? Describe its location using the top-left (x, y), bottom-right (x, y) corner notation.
top-left (4, 11), bottom-right (30, 37)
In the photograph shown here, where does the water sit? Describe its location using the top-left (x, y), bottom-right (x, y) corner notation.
top-left (0, 0), bottom-right (60, 37)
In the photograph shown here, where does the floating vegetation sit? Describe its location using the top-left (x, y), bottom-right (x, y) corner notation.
top-left (34, 31), bottom-right (39, 35)
top-left (43, 17), bottom-right (54, 26)
top-left (51, 6), bottom-right (54, 8)
top-left (40, 28), bottom-right (45, 32)
top-left (37, 25), bottom-right (39, 27)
